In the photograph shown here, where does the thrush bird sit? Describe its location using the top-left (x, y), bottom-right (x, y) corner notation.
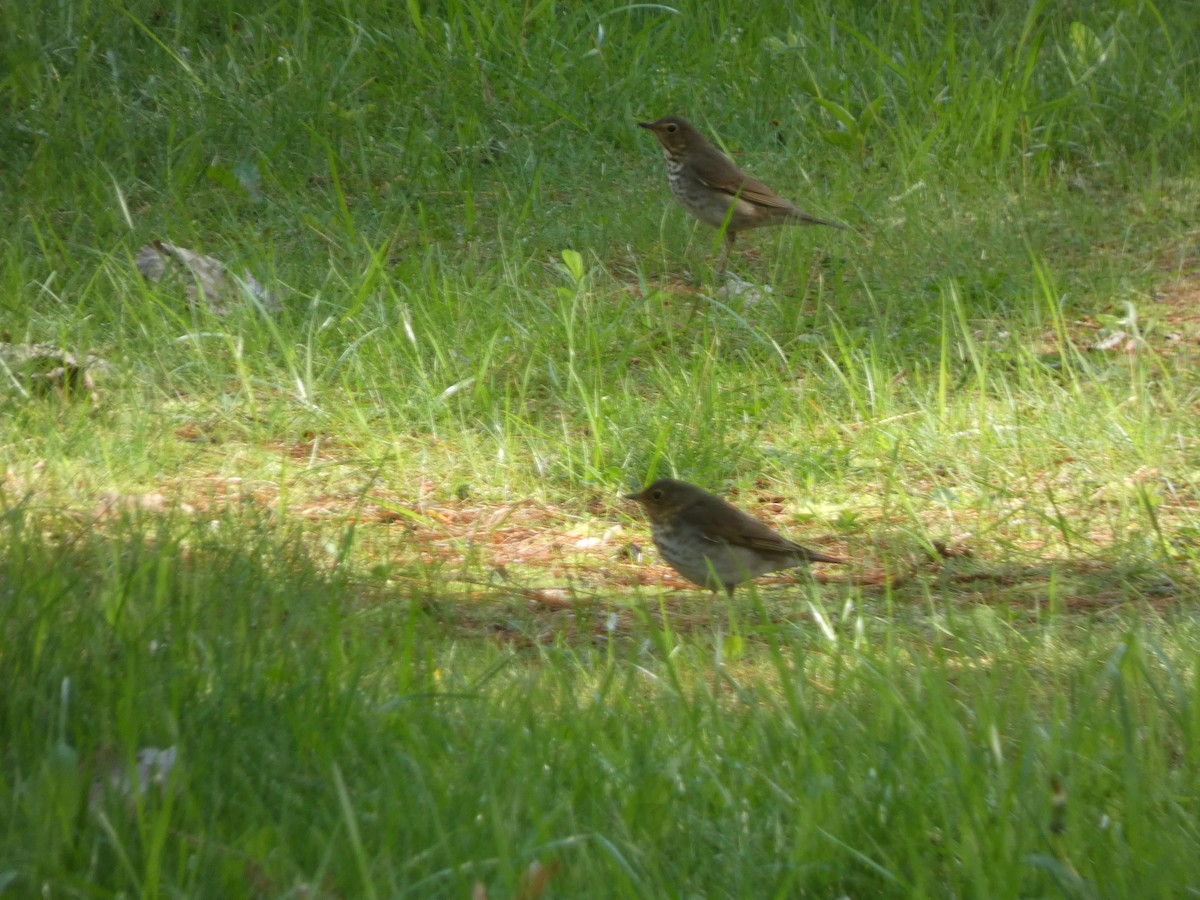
top-left (639, 116), bottom-right (846, 270)
top-left (627, 478), bottom-right (844, 597)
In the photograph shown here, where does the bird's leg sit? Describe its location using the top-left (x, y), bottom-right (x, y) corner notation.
top-left (717, 231), bottom-right (736, 273)
top-left (687, 231), bottom-right (735, 326)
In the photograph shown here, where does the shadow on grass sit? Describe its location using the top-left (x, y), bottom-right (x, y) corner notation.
top-left (2, 499), bottom-right (1197, 898)
top-left (3, 493), bottom-right (1191, 658)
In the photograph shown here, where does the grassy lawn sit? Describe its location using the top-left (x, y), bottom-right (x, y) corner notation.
top-left (3, 1), bottom-right (1199, 896)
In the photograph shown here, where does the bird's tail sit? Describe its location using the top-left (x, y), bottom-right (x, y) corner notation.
top-left (789, 211), bottom-right (848, 230)
top-left (802, 548), bottom-right (847, 565)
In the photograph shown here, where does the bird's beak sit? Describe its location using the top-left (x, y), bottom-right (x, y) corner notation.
top-left (625, 490), bottom-right (644, 501)
top-left (636, 121), bottom-right (654, 130)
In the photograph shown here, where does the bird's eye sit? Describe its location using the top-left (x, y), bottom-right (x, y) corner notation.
top-left (651, 489), bottom-right (665, 501)
top-left (666, 123), bottom-right (677, 133)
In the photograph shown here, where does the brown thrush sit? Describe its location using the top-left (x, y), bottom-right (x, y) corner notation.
top-left (627, 478), bottom-right (844, 597)
top-left (639, 116), bottom-right (846, 269)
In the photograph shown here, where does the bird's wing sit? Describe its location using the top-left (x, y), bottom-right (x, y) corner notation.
top-left (731, 174), bottom-right (797, 210)
top-left (695, 153), bottom-right (847, 227)
top-left (695, 160), bottom-right (796, 211)
top-left (742, 530), bottom-right (844, 564)
top-left (693, 495), bottom-right (845, 563)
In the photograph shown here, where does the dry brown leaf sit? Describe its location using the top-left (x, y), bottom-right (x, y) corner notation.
top-left (0, 342), bottom-right (112, 400)
top-left (93, 491), bottom-right (196, 519)
top-left (516, 859), bottom-right (560, 900)
top-left (524, 588), bottom-right (577, 609)
top-left (89, 745), bottom-right (178, 811)
top-left (135, 240), bottom-right (280, 316)
top-left (931, 539), bottom-right (974, 559)
top-left (1050, 774), bottom-right (1068, 835)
